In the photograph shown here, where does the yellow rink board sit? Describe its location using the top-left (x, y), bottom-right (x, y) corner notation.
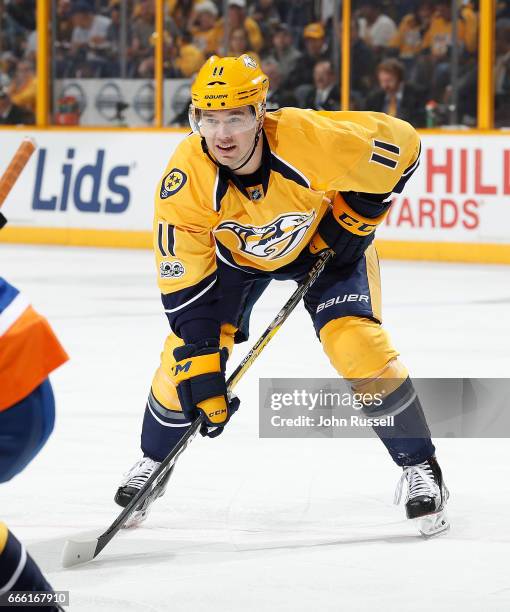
top-left (1, 226), bottom-right (510, 264)
top-left (0, 227), bottom-right (152, 249)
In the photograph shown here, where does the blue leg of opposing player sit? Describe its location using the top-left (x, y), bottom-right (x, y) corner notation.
top-left (0, 381), bottom-right (64, 610)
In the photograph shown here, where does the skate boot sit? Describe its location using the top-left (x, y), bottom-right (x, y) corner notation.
top-left (115, 456), bottom-right (174, 527)
top-left (394, 456), bottom-right (450, 537)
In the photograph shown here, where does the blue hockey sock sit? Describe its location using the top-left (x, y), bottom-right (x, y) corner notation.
top-left (140, 390), bottom-right (192, 462)
top-left (0, 524), bottom-right (56, 607)
top-left (364, 377), bottom-right (435, 466)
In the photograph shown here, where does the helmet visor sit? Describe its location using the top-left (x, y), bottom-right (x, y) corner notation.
top-left (192, 107), bottom-right (258, 138)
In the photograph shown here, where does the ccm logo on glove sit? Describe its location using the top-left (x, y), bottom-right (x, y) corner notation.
top-left (331, 194), bottom-right (386, 236)
top-left (309, 193), bottom-right (389, 263)
top-left (336, 212), bottom-right (378, 235)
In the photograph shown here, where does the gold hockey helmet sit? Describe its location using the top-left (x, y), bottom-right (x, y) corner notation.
top-left (189, 54), bottom-right (269, 132)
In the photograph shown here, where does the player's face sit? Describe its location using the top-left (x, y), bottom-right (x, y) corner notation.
top-left (201, 107), bottom-right (258, 167)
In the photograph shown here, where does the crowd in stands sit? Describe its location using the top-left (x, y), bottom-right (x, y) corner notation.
top-left (0, 0), bottom-right (509, 127)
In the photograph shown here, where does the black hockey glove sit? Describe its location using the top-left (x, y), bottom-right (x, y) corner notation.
top-left (309, 192), bottom-right (389, 264)
top-left (172, 338), bottom-right (239, 438)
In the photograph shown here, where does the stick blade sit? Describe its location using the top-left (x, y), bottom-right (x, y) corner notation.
top-left (61, 537), bottom-right (99, 568)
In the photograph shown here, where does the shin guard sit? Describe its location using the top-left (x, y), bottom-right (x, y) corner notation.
top-left (320, 317), bottom-right (435, 466)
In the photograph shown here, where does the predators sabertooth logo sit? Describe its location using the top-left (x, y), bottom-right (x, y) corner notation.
top-left (216, 211), bottom-right (316, 260)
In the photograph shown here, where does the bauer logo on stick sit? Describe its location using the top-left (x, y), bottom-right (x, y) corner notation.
top-left (160, 168), bottom-right (187, 199)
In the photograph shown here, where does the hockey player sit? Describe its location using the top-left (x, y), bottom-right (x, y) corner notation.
top-left (0, 276), bottom-right (68, 609)
top-left (0, 216), bottom-right (68, 606)
top-left (115, 54), bottom-right (449, 535)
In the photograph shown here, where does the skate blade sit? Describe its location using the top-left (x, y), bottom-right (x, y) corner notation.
top-left (120, 467), bottom-right (172, 529)
top-left (122, 505), bottom-right (150, 529)
top-left (418, 510), bottom-right (450, 538)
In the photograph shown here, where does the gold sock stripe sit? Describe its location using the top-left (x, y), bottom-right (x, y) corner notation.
top-left (0, 522), bottom-right (9, 554)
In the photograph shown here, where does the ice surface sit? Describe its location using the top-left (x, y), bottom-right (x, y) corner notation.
top-left (1, 244), bottom-right (509, 611)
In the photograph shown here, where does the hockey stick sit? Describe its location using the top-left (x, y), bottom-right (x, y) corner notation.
top-left (0, 138), bottom-right (36, 228)
top-left (61, 248), bottom-right (334, 568)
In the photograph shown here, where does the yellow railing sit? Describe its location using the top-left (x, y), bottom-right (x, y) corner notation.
top-left (154, 0), bottom-right (164, 128)
top-left (33, 0), bottom-right (497, 130)
top-left (35, 0), bottom-right (50, 127)
top-left (341, 0), bottom-right (351, 112)
top-left (477, 0), bottom-right (495, 129)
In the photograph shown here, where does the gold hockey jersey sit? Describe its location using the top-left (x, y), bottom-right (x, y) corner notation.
top-left (154, 108), bottom-right (420, 335)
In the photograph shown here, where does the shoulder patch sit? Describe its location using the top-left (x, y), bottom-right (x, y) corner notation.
top-left (160, 168), bottom-right (187, 199)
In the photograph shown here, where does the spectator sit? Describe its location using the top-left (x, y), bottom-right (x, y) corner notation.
top-left (0, 85), bottom-right (34, 124)
top-left (420, 0), bottom-right (478, 58)
top-left (249, 0), bottom-right (282, 52)
top-left (278, 0), bottom-right (317, 43)
top-left (8, 60), bottom-right (36, 114)
top-left (129, 0), bottom-right (155, 76)
top-left (139, 31), bottom-right (204, 79)
top-left (1, 1), bottom-right (34, 60)
top-left (497, 0), bottom-right (510, 20)
top-left (168, 0), bottom-right (195, 34)
top-left (54, 0), bottom-right (73, 77)
top-left (175, 32), bottom-right (206, 77)
top-left (389, 0), bottom-right (433, 71)
top-left (365, 58), bottom-right (426, 127)
top-left (321, 0), bottom-right (335, 23)
top-left (348, 17), bottom-right (376, 100)
top-left (495, 20), bottom-right (510, 125)
top-left (304, 59), bottom-right (340, 110)
top-left (24, 30), bottom-right (37, 63)
top-left (0, 52), bottom-right (18, 83)
top-left (262, 58), bottom-right (297, 110)
top-left (5, 0), bottom-right (36, 33)
top-left (105, 4), bottom-right (124, 76)
top-left (189, 1), bottom-right (221, 56)
top-left (415, 0), bottom-right (478, 102)
top-left (69, 1), bottom-right (112, 77)
top-left (217, 0), bottom-right (264, 55)
top-left (269, 23), bottom-right (302, 83)
top-left (287, 22), bottom-right (329, 90)
top-left (226, 27), bottom-right (261, 64)
top-left (357, 0), bottom-right (397, 55)
top-left (57, 0), bottom-right (73, 40)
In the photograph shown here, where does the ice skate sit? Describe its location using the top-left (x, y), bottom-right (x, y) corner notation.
top-left (114, 456), bottom-right (174, 527)
top-left (394, 456), bottom-right (450, 537)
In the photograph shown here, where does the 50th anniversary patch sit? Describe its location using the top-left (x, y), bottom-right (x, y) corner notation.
top-left (160, 168), bottom-right (187, 198)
